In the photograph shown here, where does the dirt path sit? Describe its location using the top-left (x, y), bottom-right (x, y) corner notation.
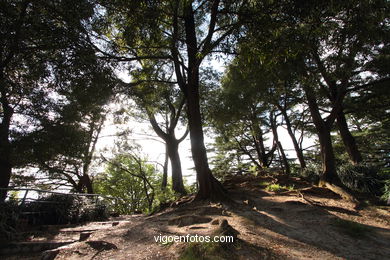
top-left (4, 175), bottom-right (390, 259)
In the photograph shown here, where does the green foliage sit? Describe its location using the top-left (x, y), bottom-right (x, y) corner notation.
top-left (300, 164), bottom-right (322, 184)
top-left (337, 163), bottom-right (383, 196)
top-left (332, 219), bottom-right (372, 239)
top-left (95, 155), bottom-right (154, 214)
top-left (21, 194), bottom-right (108, 225)
top-left (95, 153), bottom-right (181, 214)
top-left (259, 181), bottom-right (270, 187)
top-left (265, 183), bottom-right (295, 192)
top-left (380, 180), bottom-right (390, 203)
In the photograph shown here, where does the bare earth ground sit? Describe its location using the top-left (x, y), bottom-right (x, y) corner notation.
top-left (4, 174), bottom-right (390, 260)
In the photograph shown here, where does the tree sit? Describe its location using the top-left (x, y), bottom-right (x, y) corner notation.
top-left (0, 0), bottom-right (105, 201)
top-left (213, 48), bottom-right (308, 171)
top-left (244, 0), bottom-right (389, 199)
top-left (98, 0), bottom-right (246, 200)
top-left (128, 60), bottom-right (189, 195)
top-left (97, 153), bottom-right (158, 213)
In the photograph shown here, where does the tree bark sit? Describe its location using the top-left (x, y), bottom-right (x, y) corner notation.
top-left (0, 80), bottom-right (13, 202)
top-left (277, 141), bottom-right (290, 175)
top-left (336, 109), bottom-right (363, 164)
top-left (166, 138), bottom-right (186, 195)
top-left (183, 2), bottom-right (226, 200)
top-left (270, 112), bottom-right (290, 175)
top-left (76, 174), bottom-right (94, 194)
top-left (161, 145), bottom-right (168, 189)
top-left (0, 157), bottom-right (11, 202)
top-left (303, 86), bottom-right (342, 184)
top-left (83, 174), bottom-right (94, 194)
top-left (147, 110), bottom-right (187, 194)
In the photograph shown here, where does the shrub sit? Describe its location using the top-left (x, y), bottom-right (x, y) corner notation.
top-left (337, 163), bottom-right (383, 196)
top-left (21, 194), bottom-right (109, 225)
top-left (300, 163), bottom-right (321, 183)
top-left (381, 180), bottom-right (390, 203)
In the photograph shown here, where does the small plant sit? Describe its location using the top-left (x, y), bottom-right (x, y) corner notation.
top-left (258, 181), bottom-right (270, 187)
top-left (265, 184), bottom-right (282, 192)
top-left (265, 184), bottom-right (295, 192)
top-left (332, 219), bottom-right (371, 239)
top-left (286, 185), bottom-right (295, 191)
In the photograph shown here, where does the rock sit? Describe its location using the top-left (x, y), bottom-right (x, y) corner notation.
top-left (41, 249), bottom-right (60, 260)
top-left (112, 221), bottom-right (120, 226)
top-left (79, 232), bottom-right (92, 241)
top-left (214, 219), bottom-right (239, 241)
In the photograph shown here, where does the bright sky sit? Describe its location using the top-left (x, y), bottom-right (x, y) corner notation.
top-left (94, 59), bottom-right (316, 185)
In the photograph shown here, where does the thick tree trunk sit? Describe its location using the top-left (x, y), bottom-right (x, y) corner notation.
top-left (279, 107), bottom-right (306, 168)
top-left (166, 138), bottom-right (186, 195)
top-left (336, 109), bottom-right (363, 164)
top-left (83, 174), bottom-right (94, 194)
top-left (317, 128), bottom-right (339, 184)
top-left (304, 86), bottom-right (358, 203)
top-left (0, 86), bottom-right (13, 202)
top-left (0, 133), bottom-right (11, 201)
top-left (186, 90), bottom-right (226, 200)
top-left (0, 158), bottom-right (11, 202)
top-left (183, 2), bottom-right (226, 200)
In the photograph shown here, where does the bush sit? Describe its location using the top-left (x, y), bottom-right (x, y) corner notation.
top-left (21, 194), bottom-right (109, 225)
top-left (300, 163), bottom-right (321, 183)
top-left (381, 180), bottom-right (390, 203)
top-left (337, 163), bottom-right (383, 196)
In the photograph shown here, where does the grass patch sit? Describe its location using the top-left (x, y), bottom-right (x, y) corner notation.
top-left (265, 183), bottom-right (295, 192)
top-left (258, 181), bottom-right (270, 187)
top-left (332, 219), bottom-right (372, 239)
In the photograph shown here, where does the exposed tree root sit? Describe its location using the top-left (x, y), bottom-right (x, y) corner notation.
top-left (320, 181), bottom-right (360, 208)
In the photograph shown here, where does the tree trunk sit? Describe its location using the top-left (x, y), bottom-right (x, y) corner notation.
top-left (166, 138), bottom-right (186, 195)
top-left (279, 107), bottom-right (306, 168)
top-left (186, 89), bottom-right (226, 200)
top-left (270, 112), bottom-right (290, 174)
top-left (83, 174), bottom-right (94, 194)
top-left (303, 86), bottom-right (338, 182)
top-left (304, 86), bottom-right (358, 203)
top-left (277, 141), bottom-right (290, 175)
top-left (162, 145), bottom-right (168, 189)
top-left (251, 120), bottom-right (268, 168)
top-left (183, 2), bottom-right (226, 200)
top-left (317, 127), bottom-right (339, 184)
top-left (0, 158), bottom-right (11, 202)
top-left (336, 109), bottom-right (363, 164)
top-left (0, 83), bottom-right (13, 202)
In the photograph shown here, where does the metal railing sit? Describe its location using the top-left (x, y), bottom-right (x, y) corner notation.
top-left (0, 187), bottom-right (119, 209)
